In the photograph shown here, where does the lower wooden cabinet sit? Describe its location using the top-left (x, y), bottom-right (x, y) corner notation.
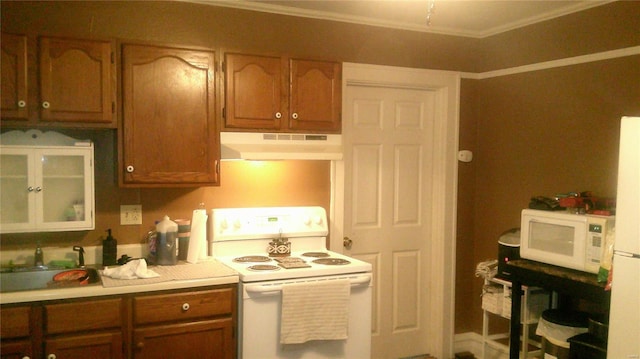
top-left (43, 298), bottom-right (124, 359)
top-left (0, 284), bottom-right (237, 359)
top-left (0, 340), bottom-right (33, 359)
top-left (0, 305), bottom-right (35, 359)
top-left (132, 287), bottom-right (235, 359)
top-left (45, 332), bottom-right (123, 359)
top-left (133, 319), bottom-right (233, 359)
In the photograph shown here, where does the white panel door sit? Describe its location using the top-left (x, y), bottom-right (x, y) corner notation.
top-left (332, 63), bottom-right (460, 359)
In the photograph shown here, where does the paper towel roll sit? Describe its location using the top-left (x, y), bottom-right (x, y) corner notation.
top-left (187, 209), bottom-right (208, 263)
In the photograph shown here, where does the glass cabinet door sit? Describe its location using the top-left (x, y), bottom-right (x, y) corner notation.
top-left (0, 145), bottom-right (94, 233)
top-left (39, 149), bottom-right (90, 227)
top-left (0, 149), bottom-right (34, 230)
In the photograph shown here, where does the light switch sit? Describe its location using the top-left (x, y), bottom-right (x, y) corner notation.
top-left (458, 150), bottom-right (473, 163)
top-left (120, 205), bottom-right (142, 225)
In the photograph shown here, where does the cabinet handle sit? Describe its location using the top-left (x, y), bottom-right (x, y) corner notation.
top-left (291, 112), bottom-right (299, 120)
top-left (182, 302), bottom-right (190, 311)
top-left (47, 354), bottom-right (56, 359)
top-left (27, 186), bottom-right (34, 192)
top-left (275, 112), bottom-right (282, 119)
top-left (126, 165), bottom-right (134, 173)
top-left (137, 341), bottom-right (145, 349)
top-left (21, 356), bottom-right (30, 359)
top-left (35, 186), bottom-right (42, 193)
top-left (42, 101), bottom-right (50, 109)
top-left (18, 100), bottom-right (26, 108)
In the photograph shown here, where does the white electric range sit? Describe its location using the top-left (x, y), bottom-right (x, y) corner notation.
top-left (210, 206), bottom-right (372, 359)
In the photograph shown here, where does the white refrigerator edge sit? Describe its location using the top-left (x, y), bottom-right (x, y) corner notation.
top-left (607, 116), bottom-right (640, 359)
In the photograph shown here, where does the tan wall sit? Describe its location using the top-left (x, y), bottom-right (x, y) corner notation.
top-left (2, 0), bottom-right (640, 336)
top-left (466, 55), bottom-right (640, 331)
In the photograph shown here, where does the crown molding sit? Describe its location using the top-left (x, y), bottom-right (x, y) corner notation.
top-left (187, 0), bottom-right (614, 39)
top-left (461, 45), bottom-right (640, 79)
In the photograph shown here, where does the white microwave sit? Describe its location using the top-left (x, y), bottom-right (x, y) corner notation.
top-left (520, 209), bottom-right (615, 273)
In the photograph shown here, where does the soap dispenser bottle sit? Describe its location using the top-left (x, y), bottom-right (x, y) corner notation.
top-left (34, 242), bottom-right (44, 267)
top-left (102, 229), bottom-right (117, 266)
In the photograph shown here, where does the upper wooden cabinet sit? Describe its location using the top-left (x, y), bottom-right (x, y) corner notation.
top-left (1, 33), bottom-right (28, 120)
top-left (120, 43), bottom-right (219, 187)
top-left (0, 34), bottom-right (116, 128)
top-left (289, 59), bottom-right (342, 132)
top-left (224, 53), bottom-right (342, 133)
top-left (39, 36), bottom-right (115, 124)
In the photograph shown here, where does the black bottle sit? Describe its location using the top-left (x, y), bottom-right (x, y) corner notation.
top-left (102, 229), bottom-right (118, 266)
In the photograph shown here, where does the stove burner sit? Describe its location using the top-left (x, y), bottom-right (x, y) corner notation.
top-left (247, 264), bottom-right (280, 271)
top-left (234, 256), bottom-right (271, 263)
top-left (313, 258), bottom-right (351, 265)
top-left (302, 252), bottom-right (330, 258)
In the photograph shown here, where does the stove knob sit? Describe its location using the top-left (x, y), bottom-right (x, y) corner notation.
top-left (303, 216), bottom-right (312, 226)
top-left (233, 219), bottom-right (242, 230)
top-left (220, 219), bottom-right (229, 231)
top-left (314, 216), bottom-right (323, 226)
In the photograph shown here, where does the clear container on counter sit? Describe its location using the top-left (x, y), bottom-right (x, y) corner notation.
top-left (155, 215), bottom-right (178, 265)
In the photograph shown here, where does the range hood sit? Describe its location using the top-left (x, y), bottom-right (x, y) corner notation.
top-left (220, 132), bottom-right (343, 160)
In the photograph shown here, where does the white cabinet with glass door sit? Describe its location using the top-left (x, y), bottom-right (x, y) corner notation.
top-left (0, 130), bottom-right (94, 233)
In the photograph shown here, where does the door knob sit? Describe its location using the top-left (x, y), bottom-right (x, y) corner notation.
top-left (343, 237), bottom-right (353, 249)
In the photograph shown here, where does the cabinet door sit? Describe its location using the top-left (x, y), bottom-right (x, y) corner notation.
top-left (289, 59), bottom-right (342, 133)
top-left (224, 53), bottom-right (284, 130)
top-left (121, 44), bottom-right (218, 186)
top-left (39, 36), bottom-right (114, 125)
top-left (0, 306), bottom-right (31, 339)
top-left (0, 340), bottom-right (33, 359)
top-left (133, 319), bottom-right (234, 359)
top-left (1, 33), bottom-right (28, 120)
top-left (0, 148), bottom-right (36, 232)
top-left (37, 148), bottom-right (94, 231)
top-left (45, 332), bottom-right (123, 359)
top-left (0, 146), bottom-right (94, 234)
top-left (0, 306), bottom-right (34, 359)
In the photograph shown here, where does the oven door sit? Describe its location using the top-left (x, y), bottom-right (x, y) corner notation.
top-left (239, 273), bottom-right (372, 359)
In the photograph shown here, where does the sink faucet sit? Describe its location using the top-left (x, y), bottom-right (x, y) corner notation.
top-left (73, 246), bottom-right (85, 267)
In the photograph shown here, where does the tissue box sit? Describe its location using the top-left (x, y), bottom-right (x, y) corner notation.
top-left (482, 288), bottom-right (504, 315)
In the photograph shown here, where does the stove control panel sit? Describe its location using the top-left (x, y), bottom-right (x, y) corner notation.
top-left (211, 206), bottom-right (329, 240)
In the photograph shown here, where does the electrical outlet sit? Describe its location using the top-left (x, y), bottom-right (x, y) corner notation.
top-left (120, 205), bottom-right (142, 225)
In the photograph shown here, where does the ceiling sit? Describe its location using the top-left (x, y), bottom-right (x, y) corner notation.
top-left (199, 0), bottom-right (613, 38)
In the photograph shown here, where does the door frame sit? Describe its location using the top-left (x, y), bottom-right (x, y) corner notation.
top-left (330, 62), bottom-right (460, 358)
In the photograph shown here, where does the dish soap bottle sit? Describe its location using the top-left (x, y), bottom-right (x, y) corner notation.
top-left (102, 229), bottom-right (117, 266)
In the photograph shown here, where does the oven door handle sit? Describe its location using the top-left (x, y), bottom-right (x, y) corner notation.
top-left (244, 274), bottom-right (372, 294)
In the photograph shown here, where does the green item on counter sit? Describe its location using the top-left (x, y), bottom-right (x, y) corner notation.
top-left (50, 260), bottom-right (76, 268)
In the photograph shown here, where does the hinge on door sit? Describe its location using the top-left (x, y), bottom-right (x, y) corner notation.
top-left (111, 51), bottom-right (114, 63)
top-left (112, 102), bottom-right (115, 114)
top-left (222, 107), bottom-right (225, 119)
top-left (221, 61), bottom-right (225, 73)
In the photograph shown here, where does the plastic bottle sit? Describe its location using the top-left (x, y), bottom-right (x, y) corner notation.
top-left (34, 242), bottom-right (44, 267)
top-left (102, 229), bottom-right (117, 266)
top-left (155, 216), bottom-right (178, 265)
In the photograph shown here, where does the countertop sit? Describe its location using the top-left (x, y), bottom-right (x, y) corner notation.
top-left (0, 259), bottom-right (239, 305)
top-left (505, 259), bottom-right (609, 304)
